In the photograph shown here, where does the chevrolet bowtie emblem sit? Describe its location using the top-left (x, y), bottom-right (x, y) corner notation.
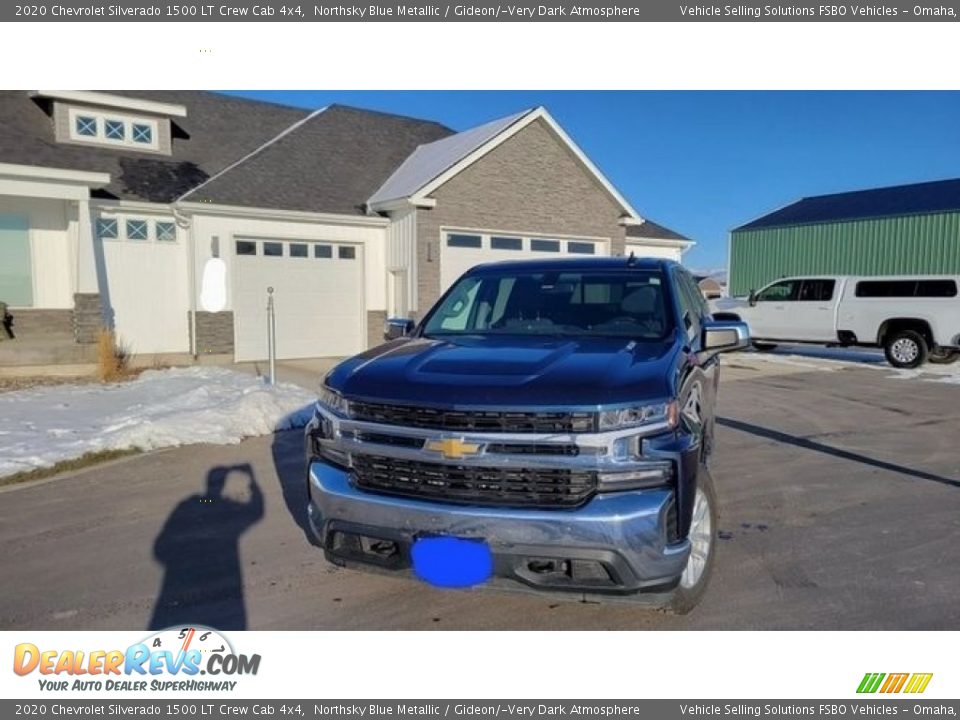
top-left (425, 438), bottom-right (481, 460)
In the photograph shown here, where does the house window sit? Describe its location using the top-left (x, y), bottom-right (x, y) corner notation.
top-left (568, 241), bottom-right (595, 254)
top-left (491, 236), bottom-right (522, 251)
top-left (104, 120), bottom-right (125, 141)
top-left (338, 246), bottom-right (356, 260)
top-left (67, 108), bottom-right (160, 151)
top-left (531, 239), bottom-right (560, 252)
top-left (126, 219), bottom-right (148, 241)
top-left (155, 221), bottom-right (177, 242)
top-left (96, 218), bottom-right (118, 240)
top-left (76, 115), bottom-right (97, 137)
top-left (446, 234), bottom-right (482, 248)
top-left (132, 123), bottom-right (152, 144)
top-left (314, 244), bottom-right (332, 259)
top-left (236, 240), bottom-right (257, 256)
top-left (263, 242), bottom-right (283, 257)
top-left (290, 243), bottom-right (308, 258)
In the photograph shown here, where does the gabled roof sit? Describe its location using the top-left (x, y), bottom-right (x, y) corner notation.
top-left (368, 109), bottom-right (532, 207)
top-left (366, 106), bottom-right (642, 219)
top-left (0, 91), bottom-right (309, 203)
top-left (626, 218), bottom-right (693, 243)
top-left (182, 104), bottom-right (452, 214)
top-left (736, 177), bottom-right (960, 231)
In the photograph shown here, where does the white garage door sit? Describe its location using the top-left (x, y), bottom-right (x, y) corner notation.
top-left (440, 231), bottom-right (608, 291)
top-left (232, 238), bottom-right (364, 362)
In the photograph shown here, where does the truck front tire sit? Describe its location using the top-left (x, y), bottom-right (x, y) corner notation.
top-left (884, 329), bottom-right (929, 369)
top-left (667, 464), bottom-right (718, 615)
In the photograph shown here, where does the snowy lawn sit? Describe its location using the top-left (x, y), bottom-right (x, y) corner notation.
top-left (0, 367), bottom-right (316, 479)
top-left (742, 345), bottom-right (960, 384)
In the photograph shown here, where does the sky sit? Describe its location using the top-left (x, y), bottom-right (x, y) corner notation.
top-left (226, 91), bottom-right (960, 272)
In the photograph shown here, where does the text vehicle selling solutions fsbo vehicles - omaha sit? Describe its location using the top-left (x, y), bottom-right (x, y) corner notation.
top-left (304, 257), bottom-right (749, 613)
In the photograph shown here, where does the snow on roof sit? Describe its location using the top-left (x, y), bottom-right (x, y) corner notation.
top-left (367, 108), bottom-right (534, 207)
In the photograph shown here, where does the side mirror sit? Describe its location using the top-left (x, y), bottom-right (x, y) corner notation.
top-left (702, 320), bottom-right (750, 353)
top-left (384, 317), bottom-right (415, 342)
top-left (748, 290), bottom-right (758, 306)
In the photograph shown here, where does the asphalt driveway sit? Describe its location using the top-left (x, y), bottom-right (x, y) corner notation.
top-left (1, 353), bottom-right (959, 630)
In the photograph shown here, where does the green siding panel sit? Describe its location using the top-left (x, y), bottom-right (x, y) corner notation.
top-left (729, 212), bottom-right (960, 297)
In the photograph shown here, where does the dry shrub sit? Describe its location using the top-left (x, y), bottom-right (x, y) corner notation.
top-left (96, 329), bottom-right (132, 382)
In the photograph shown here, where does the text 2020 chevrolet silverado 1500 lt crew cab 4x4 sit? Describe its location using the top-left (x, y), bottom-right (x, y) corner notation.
top-left (304, 257), bottom-right (749, 613)
top-left (712, 275), bottom-right (960, 368)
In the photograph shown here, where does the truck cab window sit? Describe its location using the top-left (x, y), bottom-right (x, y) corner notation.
top-left (756, 279), bottom-right (798, 302)
top-left (798, 279), bottom-right (835, 301)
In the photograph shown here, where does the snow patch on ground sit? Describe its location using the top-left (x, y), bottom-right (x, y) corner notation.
top-left (741, 346), bottom-right (960, 384)
top-left (0, 367), bottom-right (316, 478)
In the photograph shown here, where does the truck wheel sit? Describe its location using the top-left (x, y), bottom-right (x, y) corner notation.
top-left (667, 465), bottom-right (718, 615)
top-left (751, 342), bottom-right (777, 352)
top-left (929, 348), bottom-right (960, 365)
top-left (884, 329), bottom-right (928, 369)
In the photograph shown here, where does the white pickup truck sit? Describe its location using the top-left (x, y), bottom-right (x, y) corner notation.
top-left (711, 275), bottom-right (960, 368)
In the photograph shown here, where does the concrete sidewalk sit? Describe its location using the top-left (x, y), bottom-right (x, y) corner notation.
top-left (231, 358), bottom-right (341, 391)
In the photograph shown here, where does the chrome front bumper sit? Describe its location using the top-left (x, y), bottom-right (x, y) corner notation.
top-left (307, 459), bottom-right (691, 600)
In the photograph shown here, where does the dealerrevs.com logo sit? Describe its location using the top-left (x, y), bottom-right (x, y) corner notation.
top-left (13, 626), bottom-right (260, 693)
top-left (857, 673), bottom-right (934, 694)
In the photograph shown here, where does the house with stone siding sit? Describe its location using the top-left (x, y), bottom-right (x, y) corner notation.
top-left (0, 91), bottom-right (693, 363)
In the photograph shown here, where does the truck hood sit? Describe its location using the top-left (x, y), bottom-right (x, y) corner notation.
top-left (324, 334), bottom-right (680, 408)
top-left (710, 296), bottom-right (750, 314)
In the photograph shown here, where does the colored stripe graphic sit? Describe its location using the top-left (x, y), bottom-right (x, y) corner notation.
top-left (904, 674), bottom-right (933, 694)
top-left (858, 672), bottom-right (932, 694)
top-left (880, 673), bottom-right (909, 693)
top-left (857, 673), bottom-right (885, 694)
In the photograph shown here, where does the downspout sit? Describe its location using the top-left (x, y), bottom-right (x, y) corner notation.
top-left (173, 205), bottom-right (197, 359)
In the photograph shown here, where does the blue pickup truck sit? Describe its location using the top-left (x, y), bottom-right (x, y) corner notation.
top-left (304, 257), bottom-right (748, 613)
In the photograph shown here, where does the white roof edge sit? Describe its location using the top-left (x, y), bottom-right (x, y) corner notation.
top-left (31, 91), bottom-right (188, 118)
top-left (0, 162), bottom-right (110, 186)
top-left (177, 106), bottom-right (329, 203)
top-left (626, 236), bottom-right (696, 248)
top-left (175, 200), bottom-right (390, 226)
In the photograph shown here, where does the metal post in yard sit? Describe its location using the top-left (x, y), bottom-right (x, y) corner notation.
top-left (266, 286), bottom-right (276, 385)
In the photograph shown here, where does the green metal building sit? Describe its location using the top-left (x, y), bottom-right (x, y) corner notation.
top-left (729, 178), bottom-right (960, 297)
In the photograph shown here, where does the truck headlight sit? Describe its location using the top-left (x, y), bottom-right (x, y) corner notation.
top-left (597, 461), bottom-right (674, 491)
top-left (318, 385), bottom-right (351, 417)
top-left (598, 400), bottom-right (678, 431)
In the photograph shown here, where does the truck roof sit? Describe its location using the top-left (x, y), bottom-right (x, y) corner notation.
top-left (465, 256), bottom-right (678, 275)
top-left (766, 274), bottom-right (960, 282)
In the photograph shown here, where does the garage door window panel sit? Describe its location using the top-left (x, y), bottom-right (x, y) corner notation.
top-left (96, 218), bottom-right (118, 240)
top-left (126, 220), bottom-right (148, 241)
top-left (490, 236), bottom-right (522, 251)
top-left (338, 246), bottom-right (357, 260)
top-left (236, 240), bottom-right (257, 256)
top-left (568, 241), bottom-right (596, 255)
top-left (156, 222), bottom-right (177, 242)
top-left (263, 242), bottom-right (283, 257)
top-left (531, 239), bottom-right (560, 252)
top-left (290, 243), bottom-right (308, 258)
top-left (447, 234), bottom-right (483, 249)
top-left (314, 244), bottom-right (332, 259)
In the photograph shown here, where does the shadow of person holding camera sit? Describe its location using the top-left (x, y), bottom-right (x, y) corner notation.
top-left (148, 464), bottom-right (264, 631)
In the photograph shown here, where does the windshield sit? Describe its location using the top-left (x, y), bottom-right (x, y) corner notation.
top-left (422, 269), bottom-right (674, 340)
